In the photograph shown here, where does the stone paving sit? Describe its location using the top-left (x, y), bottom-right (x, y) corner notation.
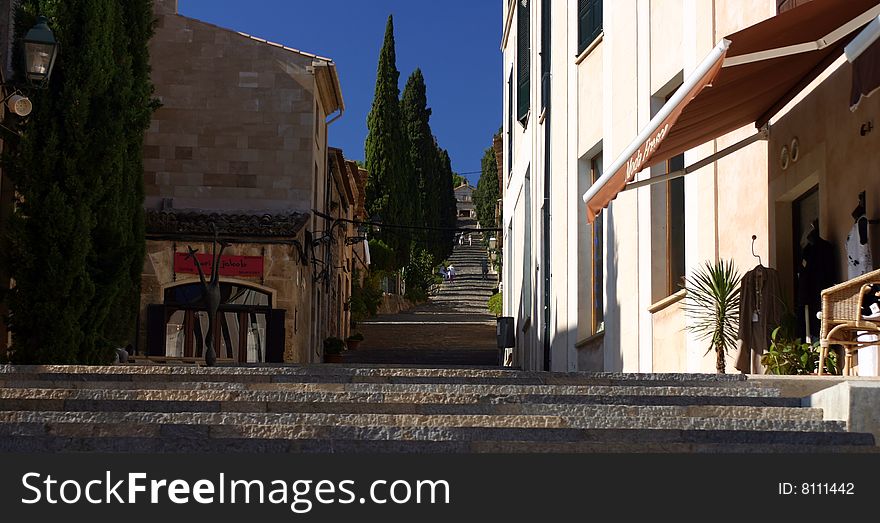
top-left (346, 221), bottom-right (499, 365)
top-left (0, 365), bottom-right (876, 453)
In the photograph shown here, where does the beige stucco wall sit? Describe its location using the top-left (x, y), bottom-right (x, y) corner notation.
top-left (139, 238), bottom-right (313, 363)
top-left (651, 297), bottom-right (687, 372)
top-left (650, 0), bottom-right (684, 96)
top-left (769, 59), bottom-right (880, 318)
top-left (145, 5), bottom-right (326, 212)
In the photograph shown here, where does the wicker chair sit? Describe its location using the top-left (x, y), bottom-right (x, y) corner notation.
top-left (818, 268), bottom-right (880, 376)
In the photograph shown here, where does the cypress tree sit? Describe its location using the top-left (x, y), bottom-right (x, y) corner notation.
top-left (401, 69), bottom-right (443, 261)
top-left (436, 147), bottom-right (457, 261)
top-left (364, 15), bottom-right (414, 269)
top-left (2, 0), bottom-right (155, 363)
top-left (474, 143), bottom-right (499, 230)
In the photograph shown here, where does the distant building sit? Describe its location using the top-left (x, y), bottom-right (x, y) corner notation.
top-left (139, 0), bottom-right (344, 364)
top-left (454, 182), bottom-right (475, 218)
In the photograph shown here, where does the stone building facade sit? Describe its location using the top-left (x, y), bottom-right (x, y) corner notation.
top-left (454, 182), bottom-right (475, 219)
top-left (138, 0), bottom-right (346, 364)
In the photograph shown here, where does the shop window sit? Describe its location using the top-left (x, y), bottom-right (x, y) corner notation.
top-left (147, 282), bottom-right (280, 363)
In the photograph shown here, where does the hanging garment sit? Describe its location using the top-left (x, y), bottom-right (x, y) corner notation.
top-left (735, 265), bottom-right (782, 374)
top-left (846, 215), bottom-right (873, 279)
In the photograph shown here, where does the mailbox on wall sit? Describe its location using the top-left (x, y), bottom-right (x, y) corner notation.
top-left (496, 316), bottom-right (515, 349)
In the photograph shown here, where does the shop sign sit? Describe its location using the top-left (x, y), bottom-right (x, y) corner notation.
top-left (174, 253), bottom-right (264, 278)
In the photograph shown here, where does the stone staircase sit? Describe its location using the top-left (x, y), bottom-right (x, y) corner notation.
top-left (346, 219), bottom-right (498, 366)
top-left (0, 364), bottom-right (876, 453)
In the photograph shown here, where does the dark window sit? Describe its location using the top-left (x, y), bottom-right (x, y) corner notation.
top-left (667, 154), bottom-right (686, 295)
top-left (517, 0), bottom-right (530, 123)
top-left (540, 0), bottom-right (550, 112)
top-left (578, 0), bottom-right (603, 54)
top-left (507, 70), bottom-right (513, 176)
top-left (590, 154), bottom-right (604, 333)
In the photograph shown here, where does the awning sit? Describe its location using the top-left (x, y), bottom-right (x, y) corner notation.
top-left (583, 0), bottom-right (880, 224)
top-left (847, 14), bottom-right (880, 110)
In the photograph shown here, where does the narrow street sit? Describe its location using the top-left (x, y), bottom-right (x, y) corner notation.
top-left (343, 220), bottom-right (500, 366)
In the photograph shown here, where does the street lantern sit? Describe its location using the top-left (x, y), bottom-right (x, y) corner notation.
top-left (23, 16), bottom-right (59, 86)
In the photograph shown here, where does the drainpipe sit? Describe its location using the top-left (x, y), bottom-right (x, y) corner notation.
top-left (542, 81), bottom-right (551, 372)
top-left (321, 106), bottom-right (343, 346)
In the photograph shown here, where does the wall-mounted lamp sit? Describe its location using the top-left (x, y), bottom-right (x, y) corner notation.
top-left (860, 121), bottom-right (873, 136)
top-left (23, 16), bottom-right (60, 86)
top-left (1, 16), bottom-right (60, 132)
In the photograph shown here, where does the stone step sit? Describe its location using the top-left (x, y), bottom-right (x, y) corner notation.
top-left (0, 388), bottom-right (821, 419)
top-left (339, 349), bottom-right (499, 366)
top-left (0, 381), bottom-right (793, 402)
top-left (1, 435), bottom-right (876, 453)
top-left (0, 365), bottom-right (773, 388)
top-left (0, 410), bottom-right (856, 435)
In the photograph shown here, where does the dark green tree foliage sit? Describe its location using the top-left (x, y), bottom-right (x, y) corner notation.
top-left (401, 69), bottom-right (445, 261)
top-left (436, 147), bottom-right (457, 261)
top-left (364, 15), bottom-right (415, 269)
top-left (367, 239), bottom-right (395, 273)
top-left (403, 245), bottom-right (436, 303)
top-left (3, 0), bottom-right (155, 363)
top-left (473, 139), bottom-right (500, 230)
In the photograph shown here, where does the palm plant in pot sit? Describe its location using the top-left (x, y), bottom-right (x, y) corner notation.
top-left (683, 260), bottom-right (742, 374)
top-left (323, 336), bottom-right (345, 363)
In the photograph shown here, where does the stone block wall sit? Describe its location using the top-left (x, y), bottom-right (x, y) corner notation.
top-left (145, 1), bottom-right (326, 212)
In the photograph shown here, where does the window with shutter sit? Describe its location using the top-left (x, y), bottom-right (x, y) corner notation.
top-left (517, 0), bottom-right (530, 123)
top-left (578, 0), bottom-right (602, 55)
top-left (507, 70), bottom-right (513, 176)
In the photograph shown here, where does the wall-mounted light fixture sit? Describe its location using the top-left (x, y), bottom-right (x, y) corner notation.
top-left (1, 16), bottom-right (60, 131)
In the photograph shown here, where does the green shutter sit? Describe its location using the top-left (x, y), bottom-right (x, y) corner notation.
top-left (578, 0), bottom-right (603, 54)
top-left (517, 0), bottom-right (530, 123)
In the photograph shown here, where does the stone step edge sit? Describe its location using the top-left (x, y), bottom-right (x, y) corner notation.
top-left (0, 365), bottom-right (752, 381)
top-left (0, 387), bottom-right (802, 405)
top-left (2, 436), bottom-right (874, 453)
top-left (0, 382), bottom-right (785, 398)
top-left (0, 422), bottom-right (869, 445)
top-left (0, 398), bottom-right (824, 421)
top-left (0, 410), bottom-right (849, 433)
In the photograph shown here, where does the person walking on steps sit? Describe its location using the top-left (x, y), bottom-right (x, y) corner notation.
top-left (447, 264), bottom-right (456, 282)
top-left (481, 259), bottom-right (488, 280)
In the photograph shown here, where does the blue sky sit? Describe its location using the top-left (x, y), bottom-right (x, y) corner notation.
top-left (178, 0), bottom-right (502, 185)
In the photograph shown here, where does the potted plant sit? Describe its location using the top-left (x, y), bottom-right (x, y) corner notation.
top-left (345, 332), bottom-right (364, 351)
top-left (323, 336), bottom-right (345, 363)
top-left (761, 327), bottom-right (839, 375)
top-left (683, 260), bottom-right (742, 374)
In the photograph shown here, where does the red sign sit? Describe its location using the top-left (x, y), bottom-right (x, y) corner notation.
top-left (174, 253), bottom-right (264, 278)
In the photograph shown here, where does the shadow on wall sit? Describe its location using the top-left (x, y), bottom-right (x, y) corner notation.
top-left (606, 205), bottom-right (622, 372)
